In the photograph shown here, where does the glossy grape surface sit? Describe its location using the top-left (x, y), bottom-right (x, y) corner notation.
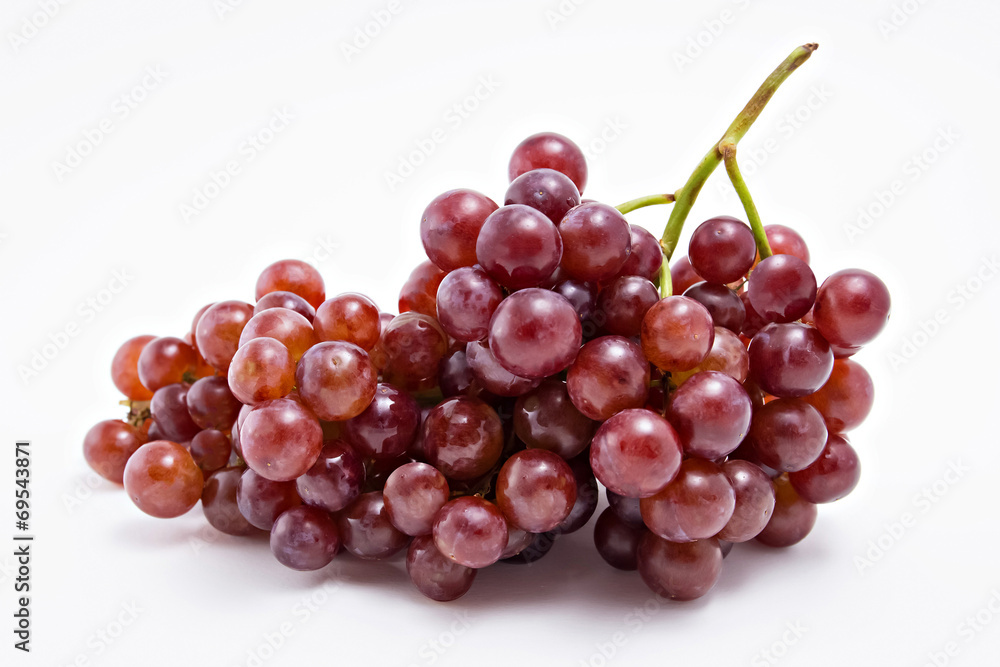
top-left (420, 188), bottom-right (499, 271)
top-left (590, 409), bottom-right (682, 498)
top-left (123, 440), bottom-right (203, 518)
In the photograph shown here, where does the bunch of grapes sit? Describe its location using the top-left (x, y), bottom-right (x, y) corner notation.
top-left (83, 130), bottom-right (889, 602)
top-left (82, 45), bottom-right (891, 603)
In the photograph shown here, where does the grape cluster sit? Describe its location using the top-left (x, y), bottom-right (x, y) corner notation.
top-left (84, 130), bottom-right (890, 603)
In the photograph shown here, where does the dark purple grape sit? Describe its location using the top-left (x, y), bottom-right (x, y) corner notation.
top-left (688, 216), bottom-right (756, 284)
top-left (344, 384), bottom-right (420, 460)
top-left (551, 279), bottom-right (598, 324)
top-left (617, 224), bottom-right (663, 281)
top-left (748, 254), bottom-right (817, 323)
top-left (637, 534), bottom-right (723, 601)
top-left (406, 535), bottom-right (477, 601)
top-left (788, 434), bottom-right (860, 503)
top-left (186, 376), bottom-right (242, 431)
top-left (465, 340), bottom-right (540, 397)
top-left (423, 397), bottom-right (503, 481)
top-left (500, 530), bottom-right (559, 564)
top-left (554, 453), bottom-right (599, 534)
top-left (254, 290), bottom-right (316, 321)
top-left (190, 429), bottom-right (231, 473)
top-left (513, 380), bottom-right (595, 460)
top-left (296, 439), bottom-right (365, 513)
top-left (750, 398), bottom-right (828, 472)
top-left (476, 205), bottom-right (563, 290)
top-left (505, 168), bottom-right (581, 224)
top-left (749, 323), bottom-right (833, 397)
top-left (270, 506), bottom-right (341, 571)
top-left (665, 370), bottom-right (752, 460)
top-left (606, 488), bottom-right (644, 527)
top-left (682, 282), bottom-right (746, 333)
top-left (336, 491), bottom-right (410, 560)
top-left (718, 460), bottom-right (775, 542)
top-left (594, 507), bottom-right (644, 570)
top-left (756, 475), bottom-right (817, 547)
top-left (202, 467), bottom-right (260, 536)
top-left (598, 275), bottom-right (659, 338)
top-left (237, 468), bottom-right (301, 530)
top-left (150, 383), bottom-right (200, 442)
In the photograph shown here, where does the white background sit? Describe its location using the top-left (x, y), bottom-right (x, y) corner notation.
top-left (2, 1), bottom-right (999, 666)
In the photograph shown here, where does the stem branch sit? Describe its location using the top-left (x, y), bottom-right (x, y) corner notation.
top-left (721, 141), bottom-right (772, 259)
top-left (659, 43), bottom-right (817, 259)
top-left (616, 193), bottom-right (675, 215)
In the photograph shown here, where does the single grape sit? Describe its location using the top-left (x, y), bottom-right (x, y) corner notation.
top-left (406, 534), bottom-right (477, 601)
top-left (552, 452), bottom-right (599, 534)
top-left (398, 261), bottom-right (446, 317)
top-left (505, 168), bottom-right (581, 224)
top-left (500, 530), bottom-right (559, 564)
top-left (801, 358), bottom-right (874, 432)
top-left (488, 288), bottom-right (582, 379)
top-left (496, 450), bottom-right (577, 532)
top-left (150, 383), bottom-right (200, 443)
top-left (435, 267), bottom-right (504, 342)
top-left (185, 376), bottom-right (241, 431)
top-left (552, 279), bottom-right (598, 325)
top-left (670, 256), bottom-right (703, 295)
top-left (313, 293), bottom-right (381, 351)
top-left (239, 307), bottom-right (317, 361)
top-left (756, 474), bottom-right (817, 547)
top-left (420, 188), bottom-right (499, 271)
top-left (501, 526), bottom-right (535, 559)
top-left (464, 340), bottom-right (540, 397)
top-left (788, 434), bottom-right (860, 503)
top-left (566, 335), bottom-right (650, 421)
top-left (508, 131), bottom-right (588, 193)
top-left (255, 259), bottom-right (325, 309)
top-left (137, 336), bottom-right (197, 391)
top-left (296, 341), bottom-right (378, 421)
top-left (594, 507), bottom-right (644, 571)
top-left (433, 496), bottom-right (507, 569)
top-left (111, 335), bottom-right (155, 400)
top-left (254, 290), bottom-right (316, 321)
top-left (598, 276), bottom-right (659, 338)
top-left (641, 296), bottom-right (715, 372)
top-left (513, 380), bottom-right (595, 460)
top-left (190, 429), bottom-right (231, 473)
top-left (740, 290), bottom-right (770, 338)
top-left (590, 409), bottom-right (683, 498)
top-left (476, 205), bottom-right (563, 290)
top-left (240, 397), bottom-right (324, 481)
top-left (637, 534), bottom-right (723, 601)
top-left (271, 506), bottom-right (340, 571)
top-left (558, 203), bottom-right (632, 282)
top-left (371, 312), bottom-right (447, 390)
top-left (344, 383), bottom-right (421, 460)
top-left (688, 216), bottom-right (757, 284)
top-left (337, 491), bottom-right (410, 560)
top-left (617, 224), bottom-right (663, 281)
top-left (228, 338), bottom-right (296, 405)
top-left (195, 301), bottom-right (255, 372)
top-left (748, 254), bottom-right (817, 323)
top-left (640, 459), bottom-right (735, 542)
top-left (749, 322), bottom-right (833, 397)
top-left (670, 326), bottom-right (749, 386)
top-left (83, 420), bottom-right (147, 484)
top-left (765, 224), bottom-right (810, 264)
top-left (438, 349), bottom-right (492, 400)
top-left (423, 397), bottom-right (503, 481)
top-left (682, 282), bottom-right (746, 333)
top-left (384, 462), bottom-right (450, 537)
top-left (123, 440), bottom-right (204, 518)
top-left (750, 398), bottom-right (828, 472)
top-left (296, 439), bottom-right (365, 513)
top-left (237, 468), bottom-right (301, 530)
top-left (202, 467), bottom-right (260, 536)
top-left (718, 460), bottom-right (776, 542)
top-left (812, 269), bottom-right (891, 348)
top-left (606, 488), bottom-right (644, 527)
top-left (666, 370), bottom-right (752, 460)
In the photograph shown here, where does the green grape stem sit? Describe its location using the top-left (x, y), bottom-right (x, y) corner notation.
top-left (615, 43), bottom-right (817, 265)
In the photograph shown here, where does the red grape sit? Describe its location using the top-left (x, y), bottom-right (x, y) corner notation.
top-left (137, 336), bottom-right (197, 391)
top-left (505, 168), bottom-right (581, 224)
top-left (496, 450), bottom-right (577, 532)
top-left (111, 335), bottom-right (155, 400)
top-left (195, 300), bottom-right (255, 372)
top-left (508, 131), bottom-right (588, 193)
top-left (407, 535), bottom-right (477, 601)
top-left (749, 322), bottom-right (833, 397)
top-left (296, 439), bottom-right (365, 513)
top-left (756, 474), bottom-right (817, 547)
top-left (435, 267), bottom-right (503, 342)
top-left (270, 506), bottom-right (340, 571)
top-left (83, 420), bottom-right (147, 484)
top-left (718, 460), bottom-right (775, 542)
top-left (423, 397), bottom-right (503, 481)
top-left (255, 259), bottom-right (325, 309)
top-left (590, 409), bottom-right (682, 498)
top-left (513, 379), bottom-right (595, 460)
top-left (476, 205), bottom-right (563, 290)
top-left (337, 491), bottom-right (409, 560)
top-left (640, 458), bottom-right (735, 542)
top-left (123, 440), bottom-right (204, 519)
top-left (788, 434), bottom-right (860, 503)
top-left (398, 260), bottom-right (446, 316)
top-left (801, 358), bottom-right (874, 432)
top-left (566, 335), bottom-right (650, 421)
top-left (688, 216), bottom-right (756, 284)
top-left (433, 496), bottom-right (507, 569)
top-left (812, 269), bottom-right (891, 348)
top-left (641, 296), bottom-right (715, 372)
top-left (240, 397), bottom-right (324, 481)
top-left (558, 203), bottom-right (632, 282)
top-left (384, 462), bottom-right (450, 536)
top-left (489, 288), bottom-right (581, 379)
top-left (296, 341), bottom-right (378, 421)
top-left (637, 534), bottom-right (723, 601)
top-left (420, 189), bottom-right (498, 271)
